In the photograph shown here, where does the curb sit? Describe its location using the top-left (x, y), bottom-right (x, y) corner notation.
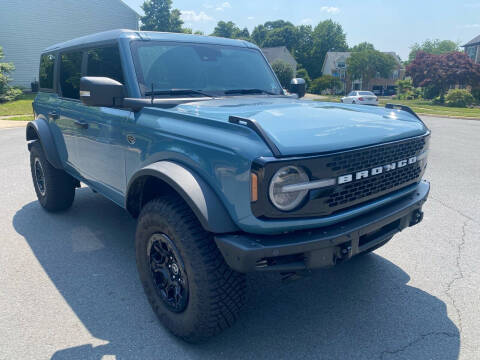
top-left (417, 113), bottom-right (480, 121)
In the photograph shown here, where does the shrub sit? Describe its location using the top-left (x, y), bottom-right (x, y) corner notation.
top-left (472, 87), bottom-right (480, 103)
top-left (310, 75), bottom-right (342, 95)
top-left (271, 60), bottom-right (294, 88)
top-left (296, 68), bottom-right (311, 90)
top-left (445, 89), bottom-right (474, 107)
top-left (0, 46), bottom-right (22, 102)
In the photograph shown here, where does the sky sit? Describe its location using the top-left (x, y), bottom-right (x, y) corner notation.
top-left (122, 0), bottom-right (480, 60)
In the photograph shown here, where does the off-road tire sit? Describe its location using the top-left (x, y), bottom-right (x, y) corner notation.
top-left (135, 196), bottom-right (246, 343)
top-left (30, 141), bottom-right (76, 212)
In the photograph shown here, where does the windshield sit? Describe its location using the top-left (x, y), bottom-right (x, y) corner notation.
top-left (131, 41), bottom-right (283, 96)
top-left (358, 91), bottom-right (374, 96)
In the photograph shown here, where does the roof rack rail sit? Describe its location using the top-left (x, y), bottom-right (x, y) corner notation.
top-left (228, 116), bottom-right (281, 157)
top-left (385, 103), bottom-right (422, 121)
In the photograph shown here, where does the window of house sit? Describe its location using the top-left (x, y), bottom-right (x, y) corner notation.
top-left (86, 46), bottom-right (124, 83)
top-left (39, 53), bottom-right (55, 90)
top-left (59, 51), bottom-right (83, 99)
top-left (466, 46), bottom-right (477, 62)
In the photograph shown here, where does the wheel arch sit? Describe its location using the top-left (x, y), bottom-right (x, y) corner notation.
top-left (126, 161), bottom-right (239, 234)
top-left (26, 119), bottom-right (63, 169)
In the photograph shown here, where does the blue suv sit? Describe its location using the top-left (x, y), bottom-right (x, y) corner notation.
top-left (27, 30), bottom-right (430, 342)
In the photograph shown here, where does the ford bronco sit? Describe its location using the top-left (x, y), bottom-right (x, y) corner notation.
top-left (27, 30), bottom-right (430, 342)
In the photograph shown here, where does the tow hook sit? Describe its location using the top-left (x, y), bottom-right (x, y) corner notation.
top-left (334, 244), bottom-right (352, 264)
top-left (409, 209), bottom-right (424, 226)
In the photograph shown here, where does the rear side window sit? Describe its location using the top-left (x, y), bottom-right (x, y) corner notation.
top-left (59, 51), bottom-right (83, 99)
top-left (39, 53), bottom-right (55, 90)
top-left (86, 46), bottom-right (124, 83)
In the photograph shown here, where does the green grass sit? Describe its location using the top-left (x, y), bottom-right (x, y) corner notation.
top-left (315, 95), bottom-right (480, 119)
top-left (377, 99), bottom-right (480, 119)
top-left (0, 93), bottom-right (36, 116)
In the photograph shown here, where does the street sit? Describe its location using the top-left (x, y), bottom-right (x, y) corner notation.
top-left (0, 116), bottom-right (479, 359)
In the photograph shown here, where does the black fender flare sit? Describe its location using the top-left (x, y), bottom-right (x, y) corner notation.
top-left (26, 119), bottom-right (63, 169)
top-left (126, 161), bottom-right (239, 234)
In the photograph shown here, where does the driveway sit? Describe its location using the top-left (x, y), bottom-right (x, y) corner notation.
top-left (0, 116), bottom-right (479, 359)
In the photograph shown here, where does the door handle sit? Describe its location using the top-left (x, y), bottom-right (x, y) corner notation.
top-left (74, 120), bottom-right (89, 129)
top-left (48, 111), bottom-right (59, 120)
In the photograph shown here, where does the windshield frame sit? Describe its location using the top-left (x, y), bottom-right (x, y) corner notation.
top-left (129, 40), bottom-right (284, 97)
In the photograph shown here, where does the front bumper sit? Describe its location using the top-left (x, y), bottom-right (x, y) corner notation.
top-left (215, 180), bottom-right (430, 273)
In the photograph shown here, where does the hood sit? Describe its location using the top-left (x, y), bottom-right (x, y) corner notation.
top-left (171, 97), bottom-right (428, 156)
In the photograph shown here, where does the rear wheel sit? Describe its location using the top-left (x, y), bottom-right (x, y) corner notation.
top-left (30, 141), bottom-right (76, 212)
top-left (135, 196), bottom-right (246, 342)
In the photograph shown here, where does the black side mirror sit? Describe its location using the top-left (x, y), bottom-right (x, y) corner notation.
top-left (289, 78), bottom-right (306, 98)
top-left (80, 77), bottom-right (124, 107)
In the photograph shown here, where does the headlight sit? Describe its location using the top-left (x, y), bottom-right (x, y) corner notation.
top-left (269, 166), bottom-right (309, 211)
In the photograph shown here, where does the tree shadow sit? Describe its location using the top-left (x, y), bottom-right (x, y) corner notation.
top-left (13, 189), bottom-right (459, 360)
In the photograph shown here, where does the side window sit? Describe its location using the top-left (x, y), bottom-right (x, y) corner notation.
top-left (348, 91), bottom-right (355, 96)
top-left (86, 46), bottom-right (124, 83)
top-left (59, 51), bottom-right (83, 99)
top-left (39, 53), bottom-right (55, 90)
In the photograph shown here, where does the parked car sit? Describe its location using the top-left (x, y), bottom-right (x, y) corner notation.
top-left (27, 30), bottom-right (430, 342)
top-left (341, 91), bottom-right (379, 105)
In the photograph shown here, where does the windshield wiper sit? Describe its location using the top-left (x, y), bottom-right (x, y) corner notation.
top-left (224, 88), bottom-right (278, 96)
top-left (144, 89), bottom-right (214, 98)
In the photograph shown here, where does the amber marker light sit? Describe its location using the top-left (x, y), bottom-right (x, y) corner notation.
top-left (251, 173), bottom-right (258, 202)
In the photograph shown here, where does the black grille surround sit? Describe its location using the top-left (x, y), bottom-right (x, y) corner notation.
top-left (251, 133), bottom-right (430, 219)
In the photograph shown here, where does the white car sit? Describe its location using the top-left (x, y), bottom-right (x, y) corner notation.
top-left (341, 91), bottom-right (379, 106)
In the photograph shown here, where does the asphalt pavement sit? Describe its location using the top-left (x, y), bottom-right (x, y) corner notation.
top-left (0, 116), bottom-right (479, 359)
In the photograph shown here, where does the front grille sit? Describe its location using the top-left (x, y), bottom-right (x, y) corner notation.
top-left (251, 134), bottom-right (429, 219)
top-left (326, 136), bottom-right (426, 174)
top-left (326, 163), bottom-right (422, 208)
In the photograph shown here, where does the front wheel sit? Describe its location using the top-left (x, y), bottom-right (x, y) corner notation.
top-left (30, 141), bottom-right (76, 211)
top-left (135, 196), bottom-right (246, 342)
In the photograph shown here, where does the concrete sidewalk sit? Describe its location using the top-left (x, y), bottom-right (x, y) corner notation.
top-left (0, 120), bottom-right (28, 128)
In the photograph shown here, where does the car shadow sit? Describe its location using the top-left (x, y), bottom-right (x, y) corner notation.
top-left (13, 188), bottom-right (459, 360)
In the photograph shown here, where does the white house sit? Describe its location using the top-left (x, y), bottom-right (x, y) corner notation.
top-left (0, 0), bottom-right (139, 88)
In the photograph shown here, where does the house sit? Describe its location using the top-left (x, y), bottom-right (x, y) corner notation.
top-left (463, 34), bottom-right (480, 64)
top-left (321, 51), bottom-right (405, 95)
top-left (261, 46), bottom-right (297, 74)
top-left (0, 0), bottom-right (139, 89)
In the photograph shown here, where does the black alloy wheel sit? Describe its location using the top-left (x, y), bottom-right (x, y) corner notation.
top-left (148, 233), bottom-right (189, 312)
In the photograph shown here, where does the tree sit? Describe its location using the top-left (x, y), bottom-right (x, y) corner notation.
top-left (351, 42), bottom-right (375, 52)
top-left (307, 20), bottom-right (348, 79)
top-left (140, 0), bottom-right (183, 33)
top-left (253, 21), bottom-right (298, 51)
top-left (250, 19), bottom-right (347, 80)
top-left (408, 39), bottom-right (459, 63)
top-left (271, 60), bottom-right (294, 88)
top-left (296, 68), bottom-right (311, 89)
top-left (0, 46), bottom-right (22, 102)
top-left (211, 21), bottom-right (248, 39)
top-left (347, 48), bottom-right (397, 89)
top-left (406, 51), bottom-right (480, 97)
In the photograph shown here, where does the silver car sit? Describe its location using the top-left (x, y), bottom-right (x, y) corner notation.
top-left (341, 91), bottom-right (379, 106)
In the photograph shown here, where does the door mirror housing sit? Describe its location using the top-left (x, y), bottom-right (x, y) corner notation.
top-left (289, 78), bottom-right (306, 98)
top-left (80, 77), bottom-right (124, 107)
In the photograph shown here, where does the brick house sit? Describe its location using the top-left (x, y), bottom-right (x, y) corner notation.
top-left (321, 51), bottom-right (405, 95)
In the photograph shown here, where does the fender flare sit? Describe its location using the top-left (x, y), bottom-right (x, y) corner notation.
top-left (126, 161), bottom-right (239, 234)
top-left (26, 119), bottom-right (63, 169)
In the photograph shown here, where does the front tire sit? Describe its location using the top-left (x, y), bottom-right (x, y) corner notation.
top-left (30, 141), bottom-right (76, 212)
top-left (135, 196), bottom-right (246, 342)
